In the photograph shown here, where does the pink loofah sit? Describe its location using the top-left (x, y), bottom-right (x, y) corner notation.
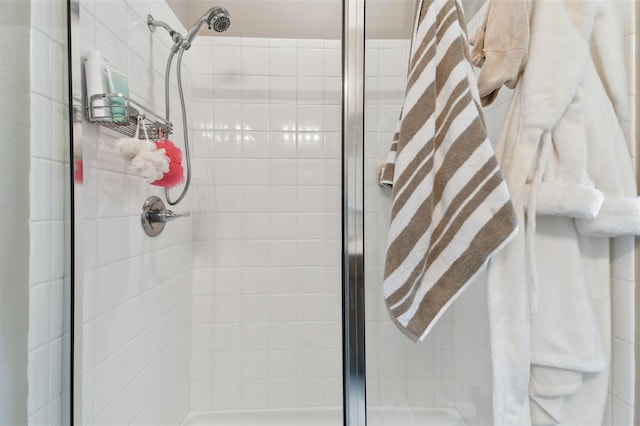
top-left (74, 159), bottom-right (83, 184)
top-left (151, 138), bottom-right (184, 189)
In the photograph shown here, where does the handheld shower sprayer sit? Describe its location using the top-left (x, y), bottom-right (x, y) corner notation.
top-left (146, 6), bottom-right (231, 206)
top-left (183, 7), bottom-right (231, 48)
top-left (147, 7), bottom-right (230, 50)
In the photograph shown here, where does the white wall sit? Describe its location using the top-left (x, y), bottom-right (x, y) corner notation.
top-left (1, 1), bottom-right (31, 424)
top-left (78, 0), bottom-right (193, 424)
top-left (187, 35), bottom-right (344, 411)
top-left (28, 0), bottom-right (71, 424)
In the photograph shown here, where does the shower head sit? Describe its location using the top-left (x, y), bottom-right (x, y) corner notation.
top-left (206, 7), bottom-right (231, 33)
top-left (183, 7), bottom-right (231, 48)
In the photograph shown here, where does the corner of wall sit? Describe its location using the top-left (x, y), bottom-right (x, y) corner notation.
top-left (0, 1), bottom-right (31, 424)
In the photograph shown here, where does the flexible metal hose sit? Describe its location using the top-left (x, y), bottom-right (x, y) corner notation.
top-left (164, 47), bottom-right (192, 206)
top-left (164, 46), bottom-right (176, 122)
top-left (151, 8), bottom-right (231, 207)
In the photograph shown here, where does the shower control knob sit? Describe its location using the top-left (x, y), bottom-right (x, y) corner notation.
top-left (141, 195), bottom-right (190, 237)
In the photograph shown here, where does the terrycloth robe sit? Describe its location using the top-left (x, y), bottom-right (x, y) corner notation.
top-left (380, 0), bottom-right (517, 342)
top-left (473, 0), bottom-right (640, 424)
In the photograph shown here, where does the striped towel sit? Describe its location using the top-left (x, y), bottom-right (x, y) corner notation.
top-left (379, 0), bottom-right (517, 342)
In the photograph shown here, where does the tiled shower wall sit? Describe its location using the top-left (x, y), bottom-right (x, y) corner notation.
top-left (79, 1), bottom-right (193, 424)
top-left (186, 35), bottom-right (468, 413)
top-left (28, 1), bottom-right (71, 424)
top-left (187, 36), bottom-right (344, 411)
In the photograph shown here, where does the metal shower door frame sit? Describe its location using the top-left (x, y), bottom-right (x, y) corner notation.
top-left (342, 0), bottom-right (366, 425)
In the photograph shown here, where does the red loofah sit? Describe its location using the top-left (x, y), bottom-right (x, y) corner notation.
top-left (74, 159), bottom-right (83, 184)
top-left (151, 139), bottom-right (184, 189)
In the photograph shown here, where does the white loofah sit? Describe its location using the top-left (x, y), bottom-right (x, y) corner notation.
top-left (115, 116), bottom-right (149, 159)
top-left (114, 116), bottom-right (170, 182)
top-left (130, 144), bottom-right (170, 182)
top-left (115, 136), bottom-right (147, 159)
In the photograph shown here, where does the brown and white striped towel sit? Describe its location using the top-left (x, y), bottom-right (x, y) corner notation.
top-left (379, 0), bottom-right (517, 342)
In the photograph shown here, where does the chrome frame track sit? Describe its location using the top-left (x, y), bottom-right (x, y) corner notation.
top-left (342, 0), bottom-right (366, 424)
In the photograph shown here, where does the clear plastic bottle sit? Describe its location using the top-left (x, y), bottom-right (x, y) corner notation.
top-left (84, 51), bottom-right (110, 118)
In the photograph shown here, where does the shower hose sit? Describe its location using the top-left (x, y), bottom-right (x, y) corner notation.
top-left (163, 46), bottom-right (191, 206)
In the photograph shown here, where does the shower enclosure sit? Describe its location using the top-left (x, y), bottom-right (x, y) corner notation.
top-left (66, 0), bottom-right (638, 425)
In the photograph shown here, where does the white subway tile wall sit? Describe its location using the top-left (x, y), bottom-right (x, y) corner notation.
top-left (79, 1), bottom-right (193, 424)
top-left (187, 36), bottom-right (343, 411)
top-left (28, 1), bottom-right (71, 424)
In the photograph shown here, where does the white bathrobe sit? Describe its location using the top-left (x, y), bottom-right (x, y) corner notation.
top-left (473, 0), bottom-right (640, 424)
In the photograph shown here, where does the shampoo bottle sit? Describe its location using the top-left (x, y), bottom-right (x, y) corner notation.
top-left (84, 51), bottom-right (110, 118)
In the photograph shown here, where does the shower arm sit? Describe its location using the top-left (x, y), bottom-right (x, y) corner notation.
top-left (147, 15), bottom-right (184, 45)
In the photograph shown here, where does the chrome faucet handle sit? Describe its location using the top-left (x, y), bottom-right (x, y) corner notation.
top-left (147, 209), bottom-right (191, 223)
top-left (141, 196), bottom-right (190, 237)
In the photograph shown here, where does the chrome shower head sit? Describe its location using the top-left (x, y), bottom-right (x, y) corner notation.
top-left (183, 7), bottom-right (231, 48)
top-left (206, 7), bottom-right (231, 33)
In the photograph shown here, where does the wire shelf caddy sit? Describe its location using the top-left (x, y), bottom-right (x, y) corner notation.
top-left (86, 93), bottom-right (173, 140)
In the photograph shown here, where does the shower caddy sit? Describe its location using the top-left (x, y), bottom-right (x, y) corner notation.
top-left (86, 92), bottom-right (173, 140)
top-left (84, 6), bottom-right (230, 235)
top-left (86, 93), bottom-right (186, 237)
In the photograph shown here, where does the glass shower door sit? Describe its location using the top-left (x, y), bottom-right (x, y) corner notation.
top-left (72, 0), bottom-right (346, 424)
top-left (362, 1), bottom-right (492, 425)
top-left (363, 1), bottom-right (639, 425)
